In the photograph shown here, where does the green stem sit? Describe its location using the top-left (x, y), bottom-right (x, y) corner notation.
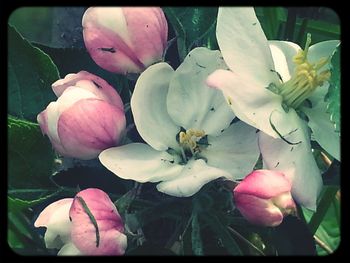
top-left (284, 8), bottom-right (297, 41)
top-left (227, 226), bottom-right (265, 256)
top-left (308, 187), bottom-right (338, 235)
top-left (296, 18), bottom-right (309, 46)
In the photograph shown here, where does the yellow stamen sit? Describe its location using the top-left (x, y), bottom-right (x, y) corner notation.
top-left (179, 128), bottom-right (205, 152)
top-left (278, 34), bottom-right (332, 108)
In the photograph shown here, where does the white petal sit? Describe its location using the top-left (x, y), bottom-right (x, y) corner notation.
top-left (207, 69), bottom-right (300, 139)
top-left (201, 121), bottom-right (260, 179)
top-left (57, 242), bottom-right (83, 256)
top-left (131, 63), bottom-right (180, 151)
top-left (269, 41), bottom-right (301, 82)
top-left (156, 159), bottom-right (232, 197)
top-left (39, 199), bottom-right (73, 249)
top-left (301, 91), bottom-right (340, 161)
top-left (167, 47), bottom-right (235, 136)
top-left (216, 7), bottom-right (279, 87)
top-left (258, 114), bottom-right (322, 211)
top-left (83, 7), bottom-right (132, 47)
top-left (99, 143), bottom-right (184, 183)
top-left (308, 40), bottom-right (340, 71)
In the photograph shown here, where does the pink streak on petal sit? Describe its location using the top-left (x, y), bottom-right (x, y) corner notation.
top-left (234, 169), bottom-right (291, 199)
top-left (69, 188), bottom-right (126, 255)
top-left (234, 193), bottom-right (283, 227)
top-left (57, 99), bottom-right (126, 160)
top-left (34, 198), bottom-right (73, 228)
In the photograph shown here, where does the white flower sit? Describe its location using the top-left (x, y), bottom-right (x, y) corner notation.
top-left (99, 47), bottom-right (260, 197)
top-left (206, 7), bottom-right (340, 210)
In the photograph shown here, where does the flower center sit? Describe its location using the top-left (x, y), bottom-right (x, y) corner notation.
top-left (179, 128), bottom-right (205, 153)
top-left (277, 34), bottom-right (331, 109)
top-left (176, 128), bottom-right (207, 163)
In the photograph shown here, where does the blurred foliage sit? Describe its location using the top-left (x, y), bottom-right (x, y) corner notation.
top-left (326, 47), bottom-right (340, 132)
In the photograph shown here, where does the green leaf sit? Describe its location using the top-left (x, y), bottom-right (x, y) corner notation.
top-left (164, 7), bottom-right (218, 61)
top-left (9, 7), bottom-right (86, 49)
top-left (8, 116), bottom-right (55, 189)
top-left (8, 197), bottom-right (46, 254)
top-left (255, 7), bottom-right (286, 39)
top-left (191, 212), bottom-right (203, 255)
top-left (269, 216), bottom-right (316, 255)
top-left (203, 212), bottom-right (242, 255)
top-left (8, 24), bottom-right (60, 121)
top-left (326, 47), bottom-right (340, 133)
top-left (302, 186), bottom-right (340, 255)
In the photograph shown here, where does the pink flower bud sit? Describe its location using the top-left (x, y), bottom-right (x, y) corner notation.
top-left (34, 188), bottom-right (127, 255)
top-left (233, 170), bottom-right (296, 227)
top-left (69, 188), bottom-right (127, 255)
top-left (82, 7), bottom-right (168, 74)
top-left (37, 71), bottom-right (126, 160)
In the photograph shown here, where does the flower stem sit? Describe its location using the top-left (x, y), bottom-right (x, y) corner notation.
top-left (284, 8), bottom-right (297, 41)
top-left (227, 226), bottom-right (265, 256)
top-left (308, 186), bottom-right (338, 235)
top-left (314, 235), bottom-right (333, 254)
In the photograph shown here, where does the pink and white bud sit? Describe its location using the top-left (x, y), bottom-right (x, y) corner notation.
top-left (82, 7), bottom-right (168, 74)
top-left (69, 188), bottom-right (127, 255)
top-left (34, 188), bottom-right (127, 256)
top-left (37, 71), bottom-right (126, 160)
top-left (233, 170), bottom-right (296, 227)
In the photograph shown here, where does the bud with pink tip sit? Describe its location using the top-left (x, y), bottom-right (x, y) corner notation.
top-left (82, 7), bottom-right (168, 74)
top-left (233, 170), bottom-right (296, 227)
top-left (37, 71), bottom-right (126, 160)
top-left (34, 188), bottom-right (127, 255)
top-left (69, 188), bottom-right (127, 255)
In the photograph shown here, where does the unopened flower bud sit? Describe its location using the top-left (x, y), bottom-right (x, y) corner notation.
top-left (34, 188), bottom-right (127, 255)
top-left (233, 170), bottom-right (296, 227)
top-left (82, 7), bottom-right (168, 74)
top-left (37, 71), bottom-right (126, 160)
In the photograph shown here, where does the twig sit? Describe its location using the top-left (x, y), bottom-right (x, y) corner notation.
top-left (314, 235), bottom-right (333, 254)
top-left (227, 226), bottom-right (265, 256)
top-left (320, 151), bottom-right (332, 167)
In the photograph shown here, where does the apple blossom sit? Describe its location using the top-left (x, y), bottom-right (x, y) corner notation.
top-left (82, 7), bottom-right (168, 74)
top-left (99, 47), bottom-right (260, 197)
top-left (206, 7), bottom-right (340, 210)
top-left (234, 170), bottom-right (296, 227)
top-left (37, 71), bottom-right (126, 160)
top-left (34, 188), bottom-right (127, 255)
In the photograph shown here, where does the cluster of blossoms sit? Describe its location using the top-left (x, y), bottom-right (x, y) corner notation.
top-left (35, 7), bottom-right (340, 255)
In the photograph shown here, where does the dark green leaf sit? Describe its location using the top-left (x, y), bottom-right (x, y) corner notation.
top-left (326, 47), bottom-right (340, 132)
top-left (255, 7), bottom-right (286, 39)
top-left (8, 116), bottom-right (55, 189)
top-left (8, 25), bottom-right (59, 121)
top-left (164, 7), bottom-right (218, 61)
top-left (9, 7), bottom-right (86, 49)
top-left (127, 242), bottom-right (177, 255)
top-left (52, 166), bottom-right (131, 195)
top-left (302, 186), bottom-right (340, 255)
top-left (203, 213), bottom-right (242, 255)
top-left (191, 213), bottom-right (203, 255)
top-left (8, 197), bottom-right (46, 254)
top-left (270, 216), bottom-right (316, 255)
